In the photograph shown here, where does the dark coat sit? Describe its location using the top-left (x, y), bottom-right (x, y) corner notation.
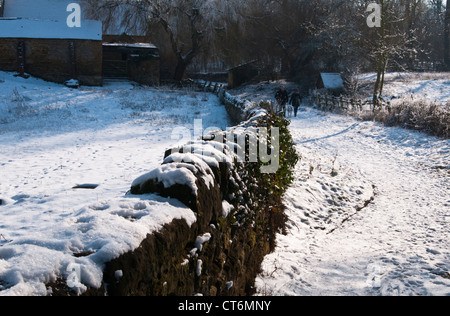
top-left (290, 92), bottom-right (301, 108)
top-left (275, 89), bottom-right (289, 105)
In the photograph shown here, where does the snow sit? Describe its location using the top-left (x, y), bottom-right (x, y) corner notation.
top-left (256, 106), bottom-right (450, 296)
top-left (65, 79), bottom-right (80, 88)
top-left (196, 259), bottom-right (203, 276)
top-left (133, 139), bottom-right (233, 195)
top-left (356, 72), bottom-right (450, 104)
top-left (195, 233), bottom-right (211, 252)
top-left (4, 0), bottom-right (86, 20)
top-left (103, 43), bottom-right (158, 49)
top-left (1, 0), bottom-right (101, 40)
top-left (114, 270), bottom-right (123, 281)
top-left (320, 73), bottom-right (344, 90)
top-left (222, 200), bottom-right (234, 218)
top-left (1, 70), bottom-right (447, 296)
top-left (132, 163), bottom-right (201, 195)
top-left (0, 18), bottom-right (102, 40)
top-left (0, 71), bottom-right (230, 295)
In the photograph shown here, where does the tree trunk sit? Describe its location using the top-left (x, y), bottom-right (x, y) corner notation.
top-left (157, 10), bottom-right (202, 82)
top-left (379, 56), bottom-right (388, 101)
top-left (373, 0), bottom-right (387, 108)
top-left (174, 58), bottom-right (188, 82)
top-left (373, 54), bottom-right (383, 107)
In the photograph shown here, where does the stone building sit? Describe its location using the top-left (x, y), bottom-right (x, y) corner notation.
top-left (0, 0), bottom-right (103, 86)
top-left (0, 0), bottom-right (160, 86)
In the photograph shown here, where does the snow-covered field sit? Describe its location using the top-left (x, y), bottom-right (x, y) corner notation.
top-left (0, 72), bottom-right (230, 295)
top-left (356, 72), bottom-right (450, 104)
top-left (256, 107), bottom-right (449, 296)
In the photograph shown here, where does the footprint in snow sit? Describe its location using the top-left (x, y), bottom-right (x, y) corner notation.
top-left (89, 203), bottom-right (110, 211)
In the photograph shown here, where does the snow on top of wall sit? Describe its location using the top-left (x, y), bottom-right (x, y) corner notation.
top-left (0, 18), bottom-right (102, 40)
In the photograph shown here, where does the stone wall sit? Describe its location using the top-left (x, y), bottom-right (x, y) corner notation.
top-left (0, 38), bottom-right (102, 86)
top-left (48, 88), bottom-right (298, 296)
top-left (94, 93), bottom-right (299, 296)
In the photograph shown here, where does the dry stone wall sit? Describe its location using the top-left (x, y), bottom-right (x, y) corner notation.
top-left (78, 87), bottom-right (299, 296)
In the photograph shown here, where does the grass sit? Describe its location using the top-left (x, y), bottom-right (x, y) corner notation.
top-left (360, 97), bottom-right (450, 138)
top-left (337, 72), bottom-right (450, 139)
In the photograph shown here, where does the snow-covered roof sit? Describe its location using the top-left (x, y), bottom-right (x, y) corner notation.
top-left (3, 0), bottom-right (87, 20)
top-left (0, 0), bottom-right (101, 40)
top-left (0, 18), bottom-right (102, 40)
top-left (103, 43), bottom-right (158, 49)
top-left (320, 73), bottom-right (344, 90)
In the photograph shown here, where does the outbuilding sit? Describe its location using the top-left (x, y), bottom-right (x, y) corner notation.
top-left (316, 73), bottom-right (345, 95)
top-left (228, 61), bottom-right (259, 89)
top-left (0, 0), bottom-right (160, 86)
top-left (102, 34), bottom-right (160, 86)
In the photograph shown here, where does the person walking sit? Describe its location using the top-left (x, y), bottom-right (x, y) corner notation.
top-left (275, 86), bottom-right (289, 116)
top-left (290, 89), bottom-right (302, 117)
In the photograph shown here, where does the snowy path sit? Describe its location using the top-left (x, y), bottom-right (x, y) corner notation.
top-left (256, 107), bottom-right (449, 296)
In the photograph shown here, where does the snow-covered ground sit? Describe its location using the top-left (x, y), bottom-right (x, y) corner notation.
top-left (230, 76), bottom-right (449, 296)
top-left (256, 107), bottom-right (449, 296)
top-left (356, 72), bottom-right (450, 104)
top-left (1, 71), bottom-right (448, 296)
top-left (0, 72), bottom-right (230, 295)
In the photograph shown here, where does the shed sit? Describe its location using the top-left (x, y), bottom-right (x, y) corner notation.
top-left (103, 40), bottom-right (160, 86)
top-left (228, 61), bottom-right (259, 89)
top-left (317, 73), bottom-right (345, 95)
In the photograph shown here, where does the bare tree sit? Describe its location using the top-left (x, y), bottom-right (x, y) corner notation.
top-left (150, 1), bottom-right (205, 81)
top-left (87, 0), bottom-right (447, 85)
top-left (88, 0), bottom-right (217, 81)
top-left (363, 0), bottom-right (427, 106)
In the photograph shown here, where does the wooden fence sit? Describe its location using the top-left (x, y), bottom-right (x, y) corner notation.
top-left (196, 80), bottom-right (394, 116)
top-left (313, 93), bottom-right (392, 113)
